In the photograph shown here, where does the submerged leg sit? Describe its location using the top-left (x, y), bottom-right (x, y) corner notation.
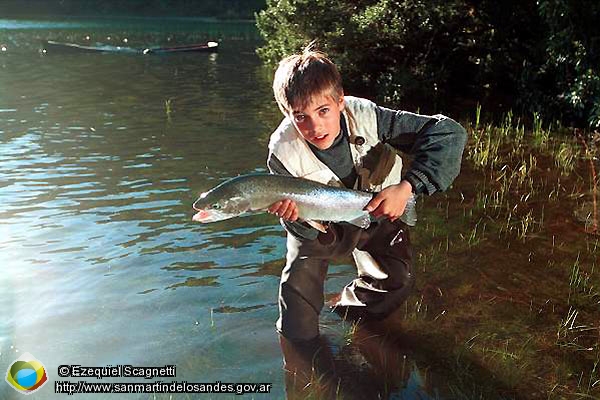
top-left (280, 335), bottom-right (337, 399)
top-left (277, 234), bottom-right (329, 341)
top-left (335, 220), bottom-right (414, 320)
top-left (277, 226), bottom-right (362, 340)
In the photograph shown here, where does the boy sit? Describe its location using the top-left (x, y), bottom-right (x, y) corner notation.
top-left (267, 46), bottom-right (467, 344)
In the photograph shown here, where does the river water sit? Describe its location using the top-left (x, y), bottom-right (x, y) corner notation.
top-left (0, 16), bottom-right (293, 399)
top-left (1, 16), bottom-right (441, 400)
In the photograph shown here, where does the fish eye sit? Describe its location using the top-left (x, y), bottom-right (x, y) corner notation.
top-left (211, 203), bottom-right (221, 209)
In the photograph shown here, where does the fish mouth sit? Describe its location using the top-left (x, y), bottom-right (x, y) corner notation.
top-left (191, 209), bottom-right (235, 223)
top-left (192, 209), bottom-right (211, 222)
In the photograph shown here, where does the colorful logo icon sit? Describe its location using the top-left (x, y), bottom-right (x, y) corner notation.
top-left (5, 352), bottom-right (48, 395)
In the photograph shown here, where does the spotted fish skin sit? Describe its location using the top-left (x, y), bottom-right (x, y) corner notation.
top-left (192, 173), bottom-right (416, 227)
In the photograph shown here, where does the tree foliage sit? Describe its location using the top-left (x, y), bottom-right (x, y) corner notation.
top-left (256, 0), bottom-right (599, 128)
top-left (535, 0), bottom-right (600, 128)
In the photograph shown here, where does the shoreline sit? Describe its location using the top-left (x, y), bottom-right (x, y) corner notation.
top-left (0, 15), bottom-right (257, 24)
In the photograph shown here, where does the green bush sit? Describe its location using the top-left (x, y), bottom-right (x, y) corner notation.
top-left (257, 0), bottom-right (475, 111)
top-left (534, 0), bottom-right (600, 128)
top-left (256, 0), bottom-right (599, 128)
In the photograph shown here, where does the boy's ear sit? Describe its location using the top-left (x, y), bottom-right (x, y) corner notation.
top-left (338, 93), bottom-right (345, 111)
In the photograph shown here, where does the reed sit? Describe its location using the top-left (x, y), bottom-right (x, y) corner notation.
top-left (532, 112), bottom-right (550, 148)
top-left (555, 139), bottom-right (579, 176)
top-left (165, 98), bottom-right (174, 123)
top-left (576, 129), bottom-right (599, 234)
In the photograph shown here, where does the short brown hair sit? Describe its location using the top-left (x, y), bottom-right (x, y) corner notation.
top-left (272, 44), bottom-right (343, 115)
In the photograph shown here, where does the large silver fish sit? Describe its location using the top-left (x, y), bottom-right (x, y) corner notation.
top-left (192, 173), bottom-right (417, 229)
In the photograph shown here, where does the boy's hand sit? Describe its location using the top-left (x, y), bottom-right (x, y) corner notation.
top-left (268, 199), bottom-right (299, 221)
top-left (365, 180), bottom-right (413, 222)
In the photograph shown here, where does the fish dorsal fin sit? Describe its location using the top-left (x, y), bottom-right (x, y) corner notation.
top-left (303, 219), bottom-right (328, 233)
top-left (347, 213), bottom-right (372, 229)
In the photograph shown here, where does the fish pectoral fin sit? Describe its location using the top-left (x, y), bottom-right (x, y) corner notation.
top-left (303, 219), bottom-right (328, 233)
top-left (347, 214), bottom-right (372, 229)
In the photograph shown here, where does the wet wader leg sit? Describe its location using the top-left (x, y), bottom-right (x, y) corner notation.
top-left (277, 226), bottom-right (362, 341)
top-left (279, 335), bottom-right (336, 399)
top-left (353, 220), bottom-right (414, 318)
top-left (277, 235), bottom-right (329, 342)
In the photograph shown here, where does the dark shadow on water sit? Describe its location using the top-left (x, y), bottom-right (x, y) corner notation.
top-left (280, 314), bottom-right (529, 400)
top-left (279, 330), bottom-right (435, 399)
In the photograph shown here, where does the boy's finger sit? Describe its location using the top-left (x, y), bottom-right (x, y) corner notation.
top-left (272, 199), bottom-right (290, 214)
top-left (289, 204), bottom-right (299, 220)
top-left (281, 204), bottom-right (292, 219)
top-left (365, 195), bottom-right (383, 213)
top-left (287, 203), bottom-right (299, 221)
top-left (268, 201), bottom-right (282, 213)
top-left (275, 202), bottom-right (289, 216)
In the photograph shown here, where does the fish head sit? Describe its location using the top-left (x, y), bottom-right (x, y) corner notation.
top-left (192, 182), bottom-right (251, 223)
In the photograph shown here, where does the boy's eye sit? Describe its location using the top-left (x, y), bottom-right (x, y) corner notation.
top-left (319, 108), bottom-right (329, 115)
top-left (294, 114), bottom-right (306, 122)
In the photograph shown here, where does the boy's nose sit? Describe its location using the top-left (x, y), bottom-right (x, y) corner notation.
top-left (310, 119), bottom-right (324, 132)
top-left (305, 119), bottom-right (317, 133)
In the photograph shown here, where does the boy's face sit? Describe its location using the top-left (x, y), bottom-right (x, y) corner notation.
top-left (289, 91), bottom-right (344, 150)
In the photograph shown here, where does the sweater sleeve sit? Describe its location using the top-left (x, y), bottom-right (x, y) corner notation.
top-left (375, 106), bottom-right (468, 195)
top-left (267, 152), bottom-right (320, 241)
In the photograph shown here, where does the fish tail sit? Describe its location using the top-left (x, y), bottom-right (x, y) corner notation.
top-left (400, 194), bottom-right (417, 226)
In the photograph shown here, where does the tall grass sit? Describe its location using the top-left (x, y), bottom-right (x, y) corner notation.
top-left (402, 108), bottom-right (600, 398)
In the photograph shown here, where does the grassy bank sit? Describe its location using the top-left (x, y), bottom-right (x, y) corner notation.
top-left (401, 109), bottom-right (599, 398)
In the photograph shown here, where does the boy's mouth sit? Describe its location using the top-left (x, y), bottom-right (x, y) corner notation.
top-left (313, 134), bottom-right (328, 141)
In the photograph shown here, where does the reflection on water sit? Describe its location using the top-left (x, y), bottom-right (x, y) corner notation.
top-left (280, 321), bottom-right (440, 400)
